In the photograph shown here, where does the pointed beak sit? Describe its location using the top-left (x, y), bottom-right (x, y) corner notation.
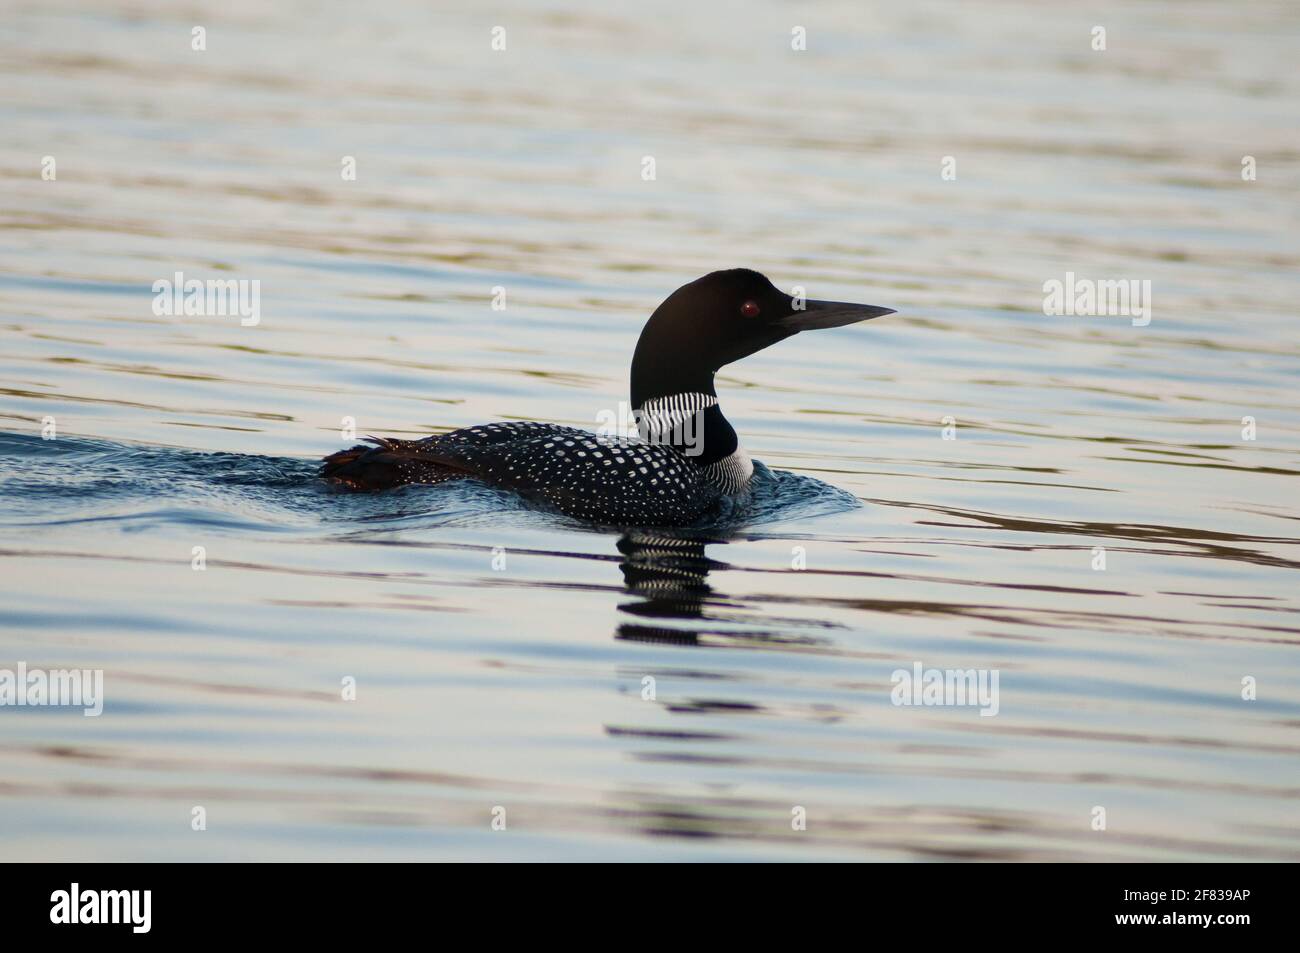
top-left (777, 299), bottom-right (895, 331)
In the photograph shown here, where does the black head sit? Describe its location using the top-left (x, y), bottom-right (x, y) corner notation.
top-left (630, 268), bottom-right (894, 405)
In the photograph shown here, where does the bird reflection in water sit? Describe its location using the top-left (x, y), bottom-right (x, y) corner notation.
top-left (614, 531), bottom-right (723, 645)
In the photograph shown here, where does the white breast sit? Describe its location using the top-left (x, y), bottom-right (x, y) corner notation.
top-left (702, 446), bottom-right (753, 495)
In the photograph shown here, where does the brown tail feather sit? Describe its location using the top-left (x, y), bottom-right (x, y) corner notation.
top-left (321, 437), bottom-right (471, 491)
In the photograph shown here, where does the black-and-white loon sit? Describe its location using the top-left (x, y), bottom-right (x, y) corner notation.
top-left (322, 269), bottom-right (893, 526)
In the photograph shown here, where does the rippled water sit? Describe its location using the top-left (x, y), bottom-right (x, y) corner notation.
top-left (2, 0), bottom-right (1299, 860)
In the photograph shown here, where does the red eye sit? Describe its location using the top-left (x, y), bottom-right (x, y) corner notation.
top-left (741, 300), bottom-right (760, 317)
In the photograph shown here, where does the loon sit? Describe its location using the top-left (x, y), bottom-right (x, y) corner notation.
top-left (322, 269), bottom-right (893, 526)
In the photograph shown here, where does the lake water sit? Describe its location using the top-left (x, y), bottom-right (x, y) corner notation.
top-left (2, 0), bottom-right (1298, 861)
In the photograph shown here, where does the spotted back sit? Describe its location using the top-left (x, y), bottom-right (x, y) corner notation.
top-left (422, 422), bottom-right (719, 526)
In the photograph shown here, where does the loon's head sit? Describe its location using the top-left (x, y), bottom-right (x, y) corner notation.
top-left (631, 268), bottom-right (894, 405)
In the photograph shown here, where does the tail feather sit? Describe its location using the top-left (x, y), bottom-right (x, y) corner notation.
top-left (321, 437), bottom-right (470, 491)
